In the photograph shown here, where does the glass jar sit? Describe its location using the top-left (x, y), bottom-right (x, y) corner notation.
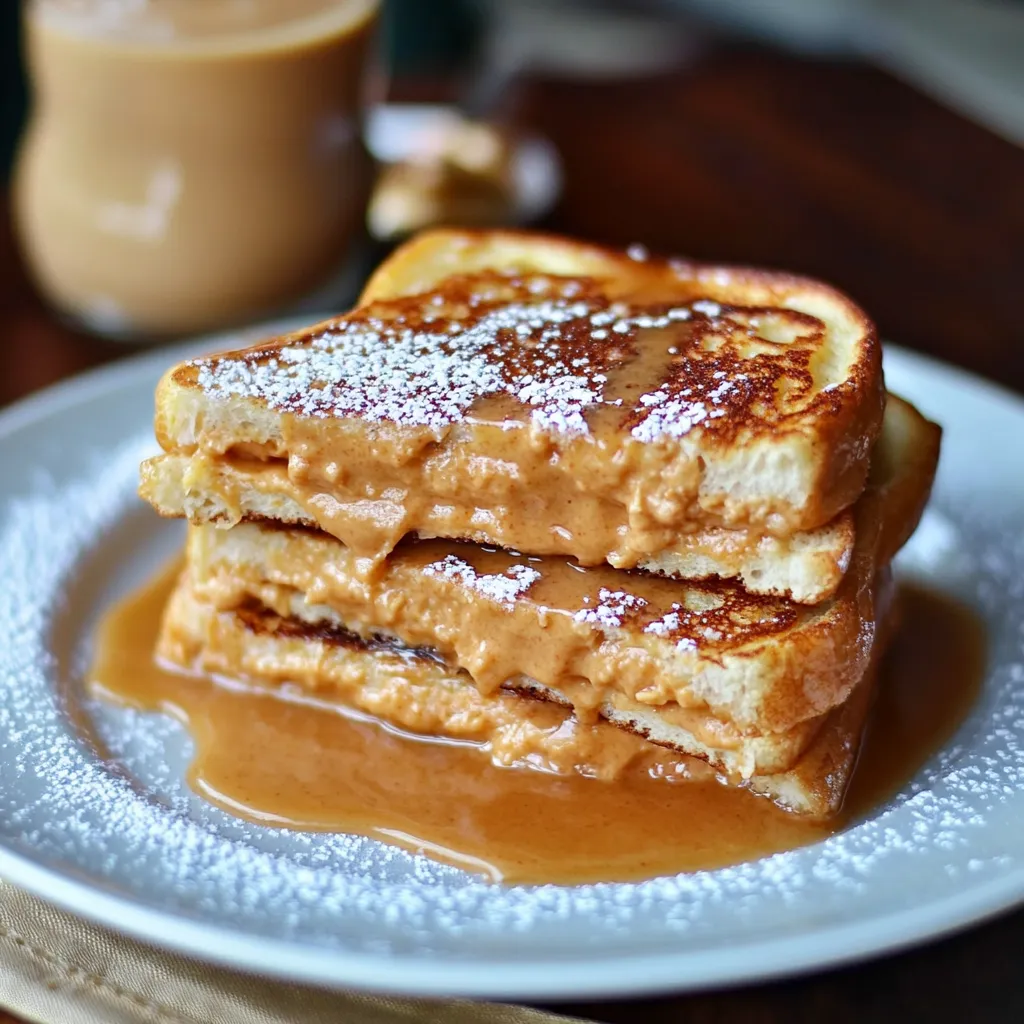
top-left (14, 0), bottom-right (380, 339)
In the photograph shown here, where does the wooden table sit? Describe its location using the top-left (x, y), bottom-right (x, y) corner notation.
top-left (2, 49), bottom-right (1023, 1024)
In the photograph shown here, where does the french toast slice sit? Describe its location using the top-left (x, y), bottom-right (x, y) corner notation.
top-left (141, 453), bottom-right (855, 603)
top-left (179, 396), bottom-right (939, 741)
top-left (150, 228), bottom-right (885, 598)
top-left (159, 571), bottom-right (889, 817)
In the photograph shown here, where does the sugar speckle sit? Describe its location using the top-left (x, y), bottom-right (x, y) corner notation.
top-left (423, 555), bottom-right (540, 605)
top-left (630, 393), bottom-right (713, 443)
top-left (644, 610), bottom-right (682, 638)
top-left (195, 278), bottom-right (617, 439)
top-left (192, 273), bottom-right (826, 448)
top-left (573, 588), bottom-right (648, 630)
top-left (0, 418), bottom-right (1022, 969)
top-left (692, 299), bottom-right (722, 317)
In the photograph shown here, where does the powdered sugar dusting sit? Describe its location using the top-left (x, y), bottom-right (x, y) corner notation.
top-left (630, 375), bottom-right (741, 443)
top-left (573, 588), bottom-right (648, 629)
top-left (422, 554), bottom-right (540, 605)
top-left (644, 610), bottom-right (681, 637)
top-left (191, 272), bottom-right (825, 445)
top-left (194, 277), bottom-right (625, 437)
top-left (640, 608), bottom-right (708, 651)
top-left (692, 299), bottom-right (722, 317)
top-left (7, 446), bottom-right (1018, 965)
top-left (2, 353), bottom-right (1024, 987)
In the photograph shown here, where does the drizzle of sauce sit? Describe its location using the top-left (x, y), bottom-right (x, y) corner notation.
top-left (88, 561), bottom-right (985, 885)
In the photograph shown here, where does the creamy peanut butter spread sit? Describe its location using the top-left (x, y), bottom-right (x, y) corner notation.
top-left (88, 555), bottom-right (983, 880)
top-left (186, 521), bottom-right (875, 735)
top-left (160, 574), bottom-right (717, 784)
top-left (150, 451), bottom-right (853, 601)
top-left (161, 270), bottom-right (882, 567)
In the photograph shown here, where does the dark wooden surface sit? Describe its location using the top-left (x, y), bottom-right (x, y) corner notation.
top-left (2, 49), bottom-right (1023, 1024)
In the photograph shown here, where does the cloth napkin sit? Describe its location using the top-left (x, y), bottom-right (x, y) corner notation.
top-left (0, 880), bottom-right (590, 1024)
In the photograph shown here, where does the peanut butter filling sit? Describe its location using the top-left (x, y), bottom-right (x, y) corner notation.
top-left (87, 555), bottom-right (986, 878)
top-left (160, 571), bottom-right (719, 784)
top-left (160, 271), bottom-right (883, 566)
top-left (186, 520), bottom-right (875, 735)
top-left (151, 450), bottom-right (853, 599)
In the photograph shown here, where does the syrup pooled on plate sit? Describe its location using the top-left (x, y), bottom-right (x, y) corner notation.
top-left (88, 561), bottom-right (985, 885)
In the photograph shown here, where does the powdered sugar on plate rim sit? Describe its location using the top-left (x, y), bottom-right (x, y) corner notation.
top-left (0, 336), bottom-right (1020, 998)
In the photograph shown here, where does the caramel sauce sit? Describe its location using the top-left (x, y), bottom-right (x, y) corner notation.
top-left (88, 562), bottom-right (985, 885)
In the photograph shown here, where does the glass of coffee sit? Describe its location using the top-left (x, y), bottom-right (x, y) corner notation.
top-left (14, 0), bottom-right (381, 340)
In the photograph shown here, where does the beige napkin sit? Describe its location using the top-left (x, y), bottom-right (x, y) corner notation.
top-left (0, 880), bottom-right (591, 1024)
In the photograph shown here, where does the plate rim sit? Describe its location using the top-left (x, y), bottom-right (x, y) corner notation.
top-left (0, 839), bottom-right (1021, 999)
top-left (0, 337), bottom-right (1022, 999)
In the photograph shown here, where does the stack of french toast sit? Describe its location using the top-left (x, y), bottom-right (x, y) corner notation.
top-left (139, 229), bottom-right (940, 818)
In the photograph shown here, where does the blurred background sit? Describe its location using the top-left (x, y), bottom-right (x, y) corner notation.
top-left (0, 9), bottom-right (1021, 1017)
top-left (1, 0), bottom-right (1022, 399)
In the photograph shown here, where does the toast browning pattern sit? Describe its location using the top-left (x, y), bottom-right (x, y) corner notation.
top-left (136, 229), bottom-right (942, 821)
top-left (152, 229), bottom-right (885, 585)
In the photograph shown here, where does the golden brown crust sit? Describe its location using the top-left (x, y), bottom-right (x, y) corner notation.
top-left (217, 591), bottom-right (830, 770)
top-left (162, 578), bottom-right (865, 811)
top-left (357, 228), bottom-right (888, 525)
top-left (177, 396), bottom-right (936, 736)
top-left (154, 229), bottom-right (886, 565)
top-left (139, 450), bottom-right (860, 603)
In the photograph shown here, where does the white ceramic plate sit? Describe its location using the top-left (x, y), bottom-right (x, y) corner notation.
top-left (0, 328), bottom-right (1022, 1001)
